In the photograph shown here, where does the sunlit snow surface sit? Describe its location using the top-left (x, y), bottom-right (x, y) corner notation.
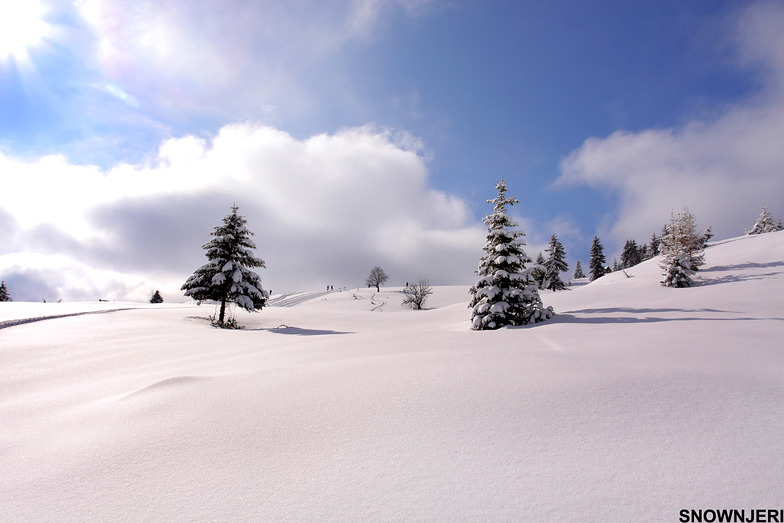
top-left (2, 233), bottom-right (783, 521)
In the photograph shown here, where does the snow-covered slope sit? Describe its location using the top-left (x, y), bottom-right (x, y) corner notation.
top-left (2, 232), bottom-right (783, 521)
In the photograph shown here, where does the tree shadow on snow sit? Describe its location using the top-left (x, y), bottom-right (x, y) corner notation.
top-left (551, 307), bottom-right (784, 324)
top-left (697, 261), bottom-right (784, 286)
top-left (251, 325), bottom-right (352, 336)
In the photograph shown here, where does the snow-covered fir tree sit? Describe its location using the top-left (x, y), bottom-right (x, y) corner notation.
top-left (533, 251), bottom-right (547, 289)
top-left (468, 181), bottom-right (553, 330)
top-left (150, 290), bottom-right (163, 303)
top-left (0, 280), bottom-right (11, 302)
top-left (621, 239), bottom-right (641, 268)
top-left (588, 236), bottom-right (607, 281)
top-left (573, 260), bottom-right (585, 280)
top-left (660, 208), bottom-right (706, 288)
top-left (747, 205), bottom-right (784, 234)
top-left (701, 226), bottom-right (714, 248)
top-left (649, 232), bottom-right (661, 256)
top-left (181, 205), bottom-right (268, 326)
top-left (543, 234), bottom-right (568, 291)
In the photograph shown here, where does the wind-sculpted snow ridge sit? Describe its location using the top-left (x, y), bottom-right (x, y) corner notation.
top-left (119, 376), bottom-right (210, 400)
top-left (2, 232), bottom-right (783, 521)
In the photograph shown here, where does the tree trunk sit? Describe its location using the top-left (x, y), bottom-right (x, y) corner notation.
top-left (375, 284), bottom-right (379, 292)
top-left (219, 298), bottom-right (227, 324)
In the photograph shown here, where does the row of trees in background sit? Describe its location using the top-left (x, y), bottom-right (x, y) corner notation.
top-left (578, 204), bottom-right (782, 286)
top-left (581, 208), bottom-right (712, 288)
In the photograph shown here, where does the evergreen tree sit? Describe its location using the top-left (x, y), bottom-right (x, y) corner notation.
top-left (747, 205), bottom-right (784, 234)
top-left (468, 181), bottom-right (553, 330)
top-left (612, 258), bottom-right (620, 272)
top-left (573, 260), bottom-right (585, 280)
top-left (0, 280), bottom-right (12, 302)
top-left (150, 290), bottom-right (163, 303)
top-left (588, 236), bottom-right (606, 281)
top-left (639, 243), bottom-right (650, 260)
top-left (181, 205), bottom-right (268, 326)
top-left (532, 251), bottom-right (547, 289)
top-left (621, 239), bottom-right (642, 268)
top-left (699, 226), bottom-right (714, 249)
top-left (543, 234), bottom-right (568, 291)
top-left (650, 232), bottom-right (661, 256)
top-left (660, 208), bottom-right (706, 288)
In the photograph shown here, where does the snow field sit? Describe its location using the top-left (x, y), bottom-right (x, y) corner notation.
top-left (1, 232), bottom-right (783, 521)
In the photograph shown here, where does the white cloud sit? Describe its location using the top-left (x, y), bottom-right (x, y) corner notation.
top-left (74, 0), bottom-right (440, 123)
top-left (556, 1), bottom-right (784, 247)
top-left (0, 124), bottom-right (483, 301)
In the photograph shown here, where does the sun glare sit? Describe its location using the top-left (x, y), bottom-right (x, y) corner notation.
top-left (0, 0), bottom-right (50, 63)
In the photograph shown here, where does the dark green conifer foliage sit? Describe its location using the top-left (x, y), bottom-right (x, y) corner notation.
top-left (543, 234), bottom-right (568, 291)
top-left (0, 280), bottom-right (12, 302)
top-left (181, 205), bottom-right (268, 326)
top-left (589, 236), bottom-right (607, 281)
top-left (573, 260), bottom-right (585, 280)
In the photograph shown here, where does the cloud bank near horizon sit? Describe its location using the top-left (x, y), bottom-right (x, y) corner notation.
top-left (1, 124), bottom-right (486, 301)
top-left (557, 1), bottom-right (784, 246)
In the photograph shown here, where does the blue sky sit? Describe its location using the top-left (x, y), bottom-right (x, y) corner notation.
top-left (2, 0), bottom-right (783, 301)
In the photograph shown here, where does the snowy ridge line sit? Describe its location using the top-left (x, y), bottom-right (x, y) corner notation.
top-left (0, 308), bottom-right (139, 330)
top-left (266, 290), bottom-right (334, 307)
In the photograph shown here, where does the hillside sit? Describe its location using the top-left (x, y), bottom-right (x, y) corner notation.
top-left (2, 232), bottom-right (783, 521)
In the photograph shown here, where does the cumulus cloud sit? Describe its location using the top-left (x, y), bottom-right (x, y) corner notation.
top-left (556, 1), bottom-right (784, 247)
top-left (0, 124), bottom-right (483, 301)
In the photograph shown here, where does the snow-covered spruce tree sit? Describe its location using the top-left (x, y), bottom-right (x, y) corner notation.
top-left (621, 239), bottom-right (641, 269)
top-left (747, 205), bottom-right (784, 234)
top-left (468, 181), bottom-right (553, 330)
top-left (588, 236), bottom-right (606, 281)
top-left (659, 208), bottom-right (706, 288)
top-left (543, 234), bottom-right (568, 291)
top-left (573, 260), bottom-right (585, 280)
top-left (0, 280), bottom-right (12, 302)
top-left (649, 232), bottom-right (661, 256)
top-left (533, 252), bottom-right (547, 289)
top-left (150, 290), bottom-right (163, 304)
top-left (181, 205), bottom-right (268, 327)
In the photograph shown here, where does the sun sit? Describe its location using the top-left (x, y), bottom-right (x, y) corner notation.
top-left (0, 0), bottom-right (50, 63)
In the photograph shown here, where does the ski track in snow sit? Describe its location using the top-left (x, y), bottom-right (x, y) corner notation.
top-left (0, 307), bottom-right (139, 330)
top-left (266, 289), bottom-right (334, 307)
